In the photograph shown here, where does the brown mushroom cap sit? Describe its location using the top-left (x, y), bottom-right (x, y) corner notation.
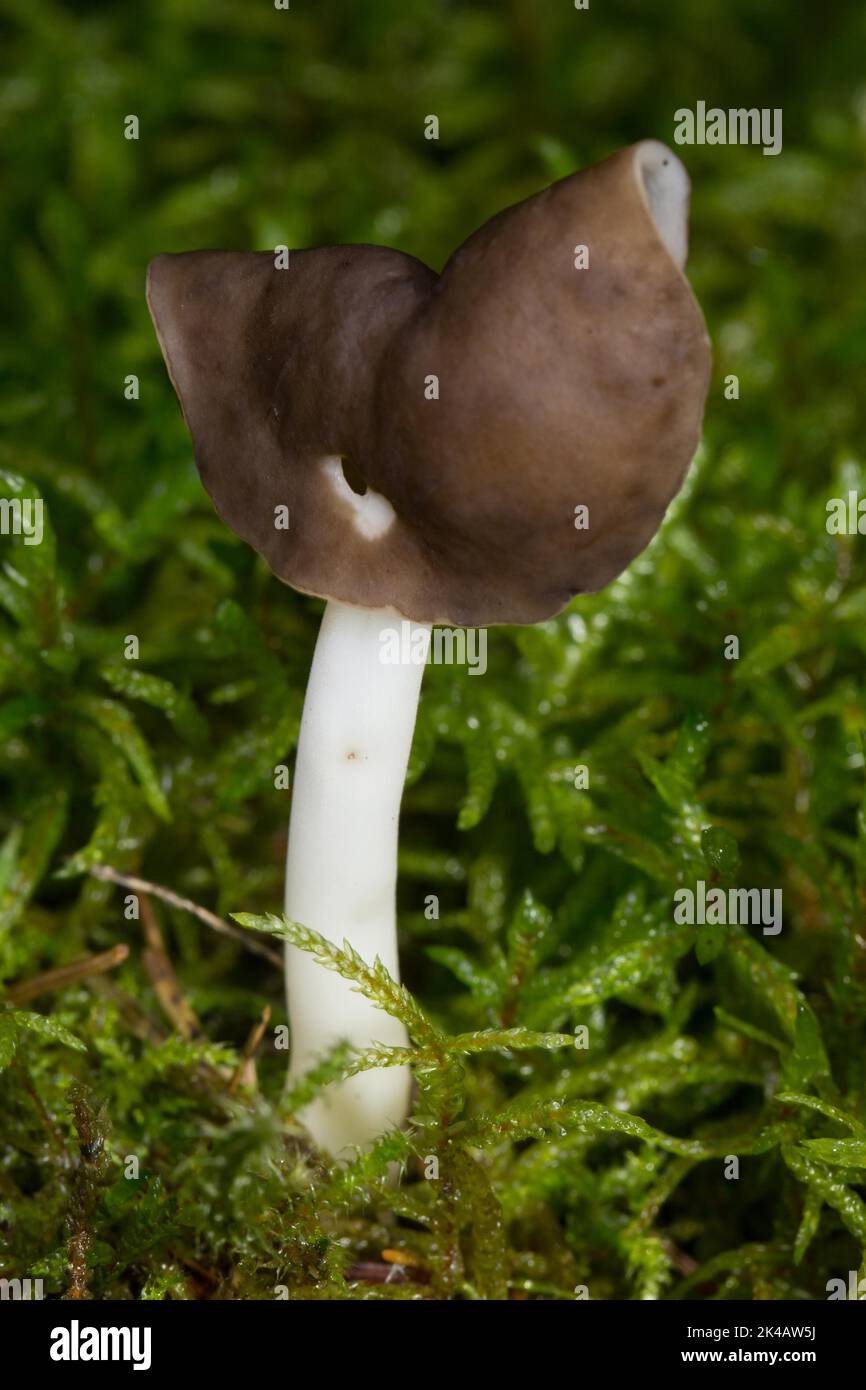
top-left (147, 140), bottom-right (711, 627)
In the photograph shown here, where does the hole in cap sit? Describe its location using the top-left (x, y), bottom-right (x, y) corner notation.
top-left (340, 457), bottom-right (368, 496)
top-left (322, 456), bottom-right (396, 541)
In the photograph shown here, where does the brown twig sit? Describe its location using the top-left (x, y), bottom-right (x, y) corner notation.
top-left (66, 1085), bottom-right (109, 1300)
top-left (88, 864), bottom-right (282, 968)
top-left (4, 944), bottom-right (129, 1005)
top-left (228, 1005), bottom-right (271, 1094)
top-left (139, 896), bottom-right (200, 1039)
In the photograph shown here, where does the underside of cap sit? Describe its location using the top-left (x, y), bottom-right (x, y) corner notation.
top-left (146, 141), bottom-right (711, 627)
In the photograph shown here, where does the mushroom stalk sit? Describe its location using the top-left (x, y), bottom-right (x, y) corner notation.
top-left (284, 599), bottom-right (429, 1156)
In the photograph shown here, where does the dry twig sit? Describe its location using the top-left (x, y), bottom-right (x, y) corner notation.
top-left (228, 1005), bottom-right (271, 1094)
top-left (88, 864), bottom-right (282, 967)
top-left (4, 944), bottom-right (129, 1005)
top-left (139, 895), bottom-right (200, 1038)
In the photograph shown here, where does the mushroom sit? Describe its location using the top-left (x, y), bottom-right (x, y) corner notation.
top-left (146, 139), bottom-right (711, 1157)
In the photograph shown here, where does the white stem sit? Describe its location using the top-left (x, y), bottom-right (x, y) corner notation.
top-left (284, 600), bottom-right (429, 1157)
